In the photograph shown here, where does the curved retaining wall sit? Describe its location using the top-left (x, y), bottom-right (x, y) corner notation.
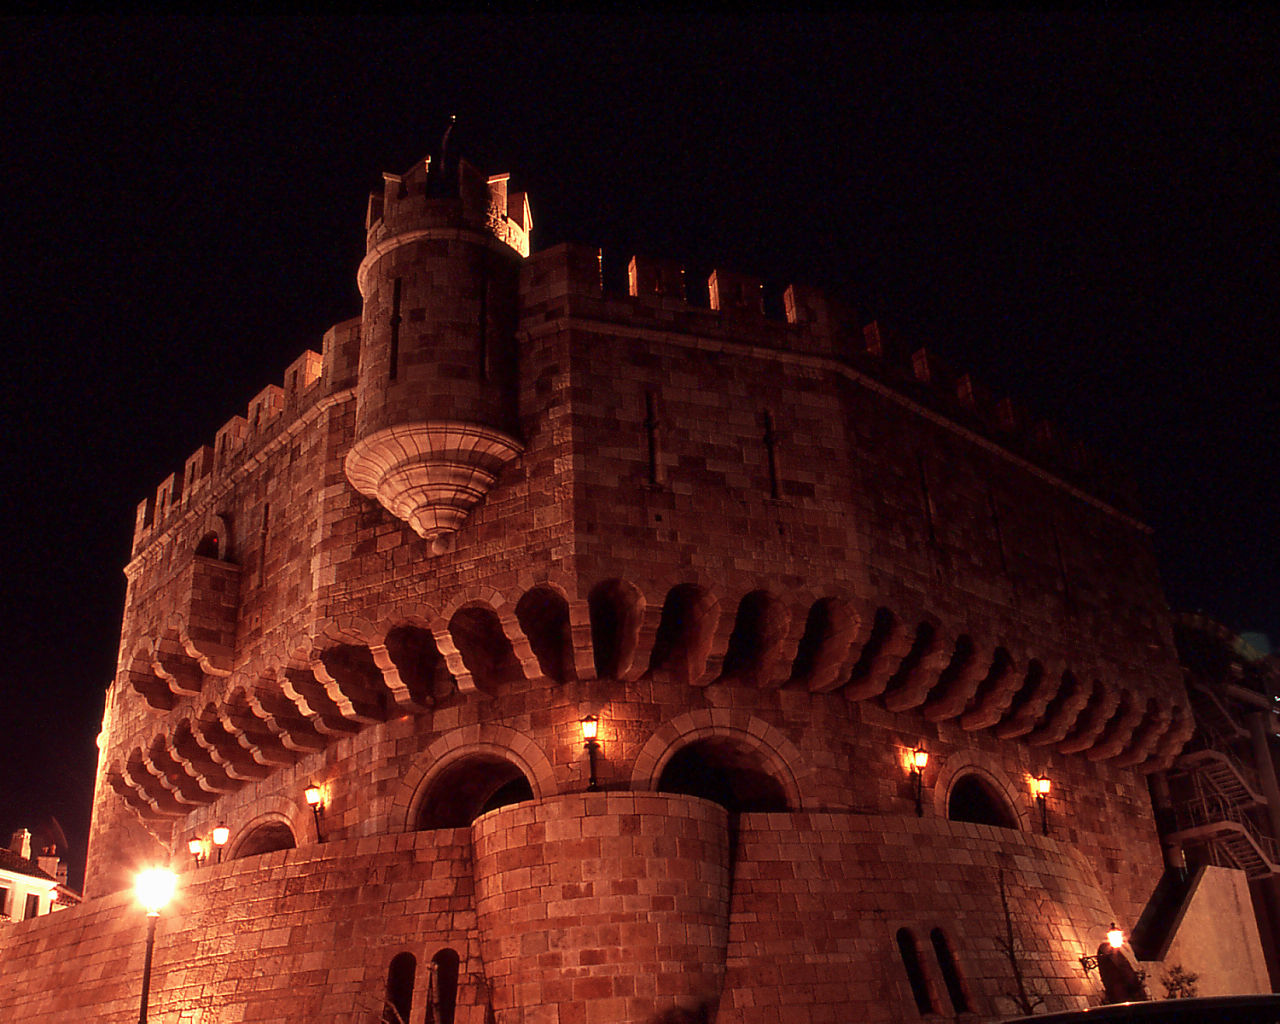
top-left (472, 792), bottom-right (731, 1022)
top-left (718, 812), bottom-right (1122, 1022)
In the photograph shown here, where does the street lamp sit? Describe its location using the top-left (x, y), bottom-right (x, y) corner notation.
top-left (135, 867), bottom-right (176, 1024)
top-left (186, 837), bottom-right (205, 868)
top-left (910, 746), bottom-right (929, 817)
top-left (581, 716), bottom-right (600, 791)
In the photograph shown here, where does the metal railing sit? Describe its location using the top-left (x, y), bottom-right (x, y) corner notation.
top-left (1171, 790), bottom-right (1280, 866)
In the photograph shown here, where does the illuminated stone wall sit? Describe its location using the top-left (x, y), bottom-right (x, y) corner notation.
top-left (4, 150), bottom-right (1249, 1022)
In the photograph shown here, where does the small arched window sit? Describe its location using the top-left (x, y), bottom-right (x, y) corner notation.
top-left (384, 952), bottom-right (415, 1024)
top-left (930, 927), bottom-right (970, 1013)
top-left (947, 772), bottom-right (1019, 830)
top-left (194, 531), bottom-right (220, 558)
top-left (896, 927), bottom-right (936, 1015)
top-left (426, 948), bottom-right (460, 1024)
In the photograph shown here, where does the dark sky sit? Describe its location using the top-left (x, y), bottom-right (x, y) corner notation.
top-left (2, 14), bottom-right (1276, 888)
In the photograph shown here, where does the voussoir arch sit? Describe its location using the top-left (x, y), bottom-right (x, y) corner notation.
top-left (631, 709), bottom-right (808, 810)
top-left (933, 757), bottom-right (1029, 832)
top-left (395, 724), bottom-right (557, 832)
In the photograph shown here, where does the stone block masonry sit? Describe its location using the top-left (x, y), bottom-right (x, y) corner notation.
top-left (0, 143), bottom-right (1257, 1022)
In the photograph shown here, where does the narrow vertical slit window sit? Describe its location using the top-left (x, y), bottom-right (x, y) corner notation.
top-left (644, 391), bottom-right (661, 486)
top-left (916, 453), bottom-right (939, 550)
top-left (478, 254), bottom-right (490, 382)
top-left (257, 503), bottom-right (271, 588)
top-left (426, 948), bottom-right (460, 1024)
top-left (383, 951), bottom-right (415, 1024)
top-left (1051, 521), bottom-right (1074, 612)
top-left (896, 927), bottom-right (936, 1015)
top-left (389, 277), bottom-right (402, 382)
top-left (763, 410), bottom-right (780, 499)
top-left (930, 927), bottom-right (971, 1013)
top-left (987, 487), bottom-right (1009, 575)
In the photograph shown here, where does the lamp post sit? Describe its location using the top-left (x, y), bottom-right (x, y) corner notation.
top-left (305, 784), bottom-right (325, 841)
top-left (910, 745), bottom-right (929, 817)
top-left (1035, 775), bottom-right (1051, 836)
top-left (135, 867), bottom-right (176, 1024)
top-left (581, 716), bottom-right (600, 791)
top-left (187, 837), bottom-right (205, 869)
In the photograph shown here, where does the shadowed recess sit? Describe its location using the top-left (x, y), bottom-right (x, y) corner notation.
top-left (588, 578), bottom-right (644, 679)
top-left (515, 586), bottom-right (576, 683)
top-left (448, 606), bottom-right (523, 693)
top-left (416, 755), bottom-right (533, 829)
top-left (656, 738), bottom-right (789, 813)
top-left (947, 773), bottom-right (1018, 830)
top-left (233, 819), bottom-right (297, 858)
top-left (719, 590), bottom-right (790, 686)
top-left (385, 625), bottom-right (456, 704)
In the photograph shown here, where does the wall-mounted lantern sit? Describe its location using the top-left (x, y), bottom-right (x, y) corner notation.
top-left (1035, 774), bottom-right (1051, 835)
top-left (1080, 923), bottom-right (1145, 1003)
top-left (305, 783), bottom-right (326, 841)
top-left (211, 824), bottom-right (230, 863)
top-left (581, 715), bottom-right (600, 791)
top-left (910, 745), bottom-right (929, 817)
top-left (187, 837), bottom-right (206, 868)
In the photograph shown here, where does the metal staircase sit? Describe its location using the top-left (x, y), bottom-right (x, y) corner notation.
top-left (1166, 687), bottom-right (1280, 878)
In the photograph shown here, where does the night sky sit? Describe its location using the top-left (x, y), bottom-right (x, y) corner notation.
top-left (2, 15), bottom-right (1276, 889)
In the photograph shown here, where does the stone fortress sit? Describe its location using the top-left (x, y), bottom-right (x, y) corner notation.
top-left (0, 143), bottom-right (1271, 1021)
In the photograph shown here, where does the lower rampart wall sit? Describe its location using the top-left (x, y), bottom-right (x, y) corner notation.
top-left (0, 829), bottom-right (481, 1023)
top-left (0, 802), bottom-right (1259, 1022)
top-left (719, 813), bottom-right (1131, 1021)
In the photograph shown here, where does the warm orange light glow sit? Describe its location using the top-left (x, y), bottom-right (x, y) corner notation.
top-left (912, 746), bottom-right (929, 771)
top-left (1107, 923), bottom-right (1124, 949)
top-left (580, 715), bottom-right (599, 742)
top-left (1036, 775), bottom-right (1051, 797)
top-left (304, 784), bottom-right (323, 807)
top-left (135, 868), bottom-right (176, 916)
top-left (212, 825), bottom-right (230, 847)
top-left (187, 837), bottom-right (204, 857)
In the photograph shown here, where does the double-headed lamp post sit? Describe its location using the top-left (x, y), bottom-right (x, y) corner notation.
top-left (135, 867), bottom-right (176, 1024)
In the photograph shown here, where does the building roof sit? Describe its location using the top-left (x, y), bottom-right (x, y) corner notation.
top-left (0, 848), bottom-right (55, 882)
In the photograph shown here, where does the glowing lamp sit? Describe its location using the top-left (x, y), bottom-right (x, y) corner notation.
top-left (211, 824), bottom-right (230, 847)
top-left (1035, 774), bottom-right (1052, 836)
top-left (580, 715), bottom-right (600, 791)
top-left (135, 868), bottom-right (176, 917)
top-left (909, 744), bottom-right (928, 817)
top-left (305, 784), bottom-right (326, 842)
top-left (1107, 923), bottom-right (1124, 949)
top-left (187, 837), bottom-right (204, 856)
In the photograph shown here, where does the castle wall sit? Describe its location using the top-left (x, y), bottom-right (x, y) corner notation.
top-left (720, 813), bottom-right (1125, 1021)
top-left (57, 156), bottom-right (1225, 1022)
top-left (0, 831), bottom-right (485, 1023)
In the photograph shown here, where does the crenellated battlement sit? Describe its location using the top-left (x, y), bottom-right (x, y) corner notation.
top-left (525, 244), bottom-right (1139, 518)
top-left (132, 348), bottom-right (324, 555)
top-left (363, 155), bottom-right (531, 263)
